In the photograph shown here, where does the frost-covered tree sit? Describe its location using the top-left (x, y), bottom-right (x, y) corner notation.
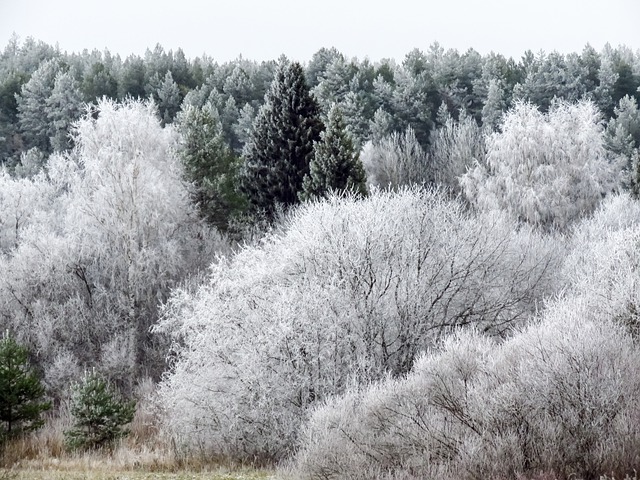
top-left (306, 47), bottom-right (344, 88)
top-left (16, 58), bottom-right (61, 153)
top-left (0, 167), bottom-right (54, 251)
top-left (46, 70), bottom-right (83, 152)
top-left (300, 104), bottom-right (366, 201)
top-left (606, 95), bottom-right (640, 156)
top-left (155, 188), bottom-right (559, 462)
top-left (481, 78), bottom-right (506, 129)
top-left (429, 111), bottom-right (485, 193)
top-left (560, 193), bottom-right (640, 338)
top-left (156, 70), bottom-right (181, 125)
top-left (292, 305), bottom-right (640, 480)
top-left (368, 107), bottom-right (395, 144)
top-left (232, 102), bottom-right (256, 148)
top-left (0, 98), bottom-right (227, 394)
top-left (241, 60), bottom-right (323, 218)
top-left (604, 95), bottom-right (640, 193)
top-left (461, 100), bottom-right (621, 230)
top-left (361, 127), bottom-right (431, 189)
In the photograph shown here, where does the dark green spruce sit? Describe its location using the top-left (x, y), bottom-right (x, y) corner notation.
top-left (241, 59), bottom-right (324, 218)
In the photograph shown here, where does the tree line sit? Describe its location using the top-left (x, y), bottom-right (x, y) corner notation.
top-left (2, 37), bottom-right (639, 226)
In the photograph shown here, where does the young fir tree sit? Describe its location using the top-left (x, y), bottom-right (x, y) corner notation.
top-left (300, 104), bottom-right (367, 201)
top-left (0, 334), bottom-right (51, 441)
top-left (64, 371), bottom-right (136, 451)
top-left (175, 103), bottom-right (247, 232)
top-left (241, 59), bottom-right (323, 218)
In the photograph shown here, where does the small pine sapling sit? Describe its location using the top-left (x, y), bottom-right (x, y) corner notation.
top-left (64, 371), bottom-right (136, 451)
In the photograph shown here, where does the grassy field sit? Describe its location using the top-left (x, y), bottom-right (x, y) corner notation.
top-left (0, 410), bottom-right (280, 479)
top-left (0, 467), bottom-right (277, 479)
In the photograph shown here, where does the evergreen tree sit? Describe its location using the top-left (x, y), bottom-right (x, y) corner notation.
top-left (64, 371), bottom-right (135, 450)
top-left (175, 103), bottom-right (247, 231)
top-left (605, 95), bottom-right (640, 195)
top-left (300, 104), bottom-right (367, 201)
top-left (81, 61), bottom-right (118, 102)
top-left (0, 334), bottom-right (51, 441)
top-left (233, 102), bottom-right (256, 148)
top-left (241, 60), bottom-right (323, 218)
top-left (157, 70), bottom-right (181, 125)
top-left (118, 55), bottom-right (146, 99)
top-left (481, 78), bottom-right (506, 130)
top-left (16, 58), bottom-right (61, 153)
top-left (369, 107), bottom-right (395, 144)
top-left (605, 94), bottom-right (640, 158)
top-left (46, 70), bottom-right (84, 152)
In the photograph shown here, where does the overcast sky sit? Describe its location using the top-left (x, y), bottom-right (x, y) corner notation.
top-left (1, 0), bottom-right (639, 63)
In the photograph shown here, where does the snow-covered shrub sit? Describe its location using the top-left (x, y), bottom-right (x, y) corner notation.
top-left (291, 300), bottom-right (640, 480)
top-left (155, 187), bottom-right (560, 462)
top-left (360, 128), bottom-right (431, 189)
top-left (561, 192), bottom-right (640, 337)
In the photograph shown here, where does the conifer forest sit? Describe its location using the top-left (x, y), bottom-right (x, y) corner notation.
top-left (1, 35), bottom-right (640, 479)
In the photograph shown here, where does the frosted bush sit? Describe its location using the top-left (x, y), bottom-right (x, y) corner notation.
top-left (291, 300), bottom-right (640, 479)
top-left (156, 187), bottom-right (560, 461)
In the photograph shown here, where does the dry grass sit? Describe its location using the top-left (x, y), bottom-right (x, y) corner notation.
top-left (0, 390), bottom-right (278, 480)
top-left (0, 468), bottom-right (275, 479)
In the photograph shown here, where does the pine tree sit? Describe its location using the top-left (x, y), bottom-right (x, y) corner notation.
top-left (0, 334), bottom-right (51, 441)
top-left (64, 371), bottom-right (136, 450)
top-left (481, 79), bottom-right (506, 130)
top-left (157, 70), bottom-right (181, 125)
top-left (46, 70), bottom-right (84, 152)
top-left (300, 104), bottom-right (367, 201)
top-left (16, 58), bottom-right (61, 153)
top-left (241, 59), bottom-right (323, 218)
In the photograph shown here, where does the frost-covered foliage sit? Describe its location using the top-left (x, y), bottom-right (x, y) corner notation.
top-left (361, 128), bottom-right (431, 189)
top-left (291, 305), bottom-right (640, 480)
top-left (462, 100), bottom-right (621, 230)
top-left (0, 98), bottom-right (225, 394)
top-left (560, 192), bottom-right (640, 337)
top-left (155, 187), bottom-right (560, 462)
top-left (429, 111), bottom-right (485, 194)
top-left (290, 192), bottom-right (640, 480)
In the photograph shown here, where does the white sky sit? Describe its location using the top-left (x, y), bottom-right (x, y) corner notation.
top-left (1, 0), bottom-right (639, 63)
